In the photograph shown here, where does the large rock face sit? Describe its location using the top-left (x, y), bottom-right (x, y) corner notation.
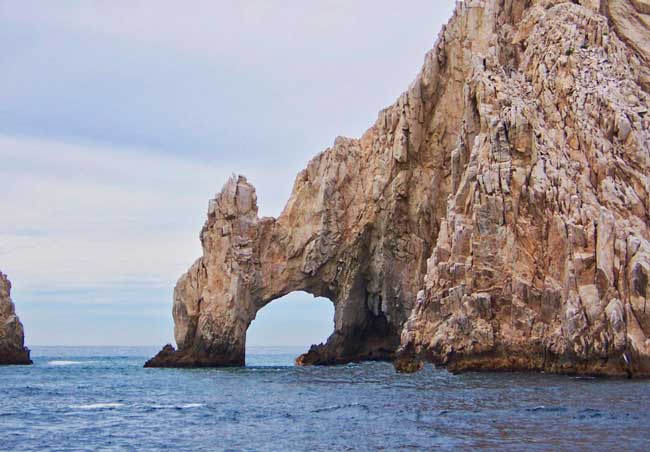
top-left (148, 0), bottom-right (650, 377)
top-left (0, 272), bottom-right (32, 365)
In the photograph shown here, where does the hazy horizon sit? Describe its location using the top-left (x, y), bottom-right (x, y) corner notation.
top-left (0, 0), bottom-right (456, 347)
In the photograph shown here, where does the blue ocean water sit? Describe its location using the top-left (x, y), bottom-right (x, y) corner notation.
top-left (1, 346), bottom-right (649, 451)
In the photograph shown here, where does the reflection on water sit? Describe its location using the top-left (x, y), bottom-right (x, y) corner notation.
top-left (1, 346), bottom-right (649, 451)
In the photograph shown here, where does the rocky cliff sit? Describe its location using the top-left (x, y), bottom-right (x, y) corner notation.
top-left (0, 272), bottom-right (32, 365)
top-left (148, 0), bottom-right (650, 377)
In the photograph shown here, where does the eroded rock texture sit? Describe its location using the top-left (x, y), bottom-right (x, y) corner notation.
top-left (0, 272), bottom-right (32, 365)
top-left (149, 0), bottom-right (650, 377)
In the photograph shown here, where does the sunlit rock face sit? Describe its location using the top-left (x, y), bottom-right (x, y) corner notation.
top-left (149, 0), bottom-right (650, 377)
top-left (0, 272), bottom-right (32, 365)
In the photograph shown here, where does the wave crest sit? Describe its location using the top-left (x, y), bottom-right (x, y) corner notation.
top-left (69, 403), bottom-right (124, 410)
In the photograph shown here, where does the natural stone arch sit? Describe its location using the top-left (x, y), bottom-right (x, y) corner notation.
top-left (146, 134), bottom-right (442, 367)
top-left (146, 0), bottom-right (468, 368)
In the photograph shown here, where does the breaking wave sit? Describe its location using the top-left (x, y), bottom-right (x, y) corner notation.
top-left (68, 403), bottom-right (125, 410)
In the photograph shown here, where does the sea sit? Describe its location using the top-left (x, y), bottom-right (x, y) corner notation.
top-left (1, 346), bottom-right (649, 451)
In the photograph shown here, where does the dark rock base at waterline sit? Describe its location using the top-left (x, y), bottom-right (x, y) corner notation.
top-left (145, 342), bottom-right (397, 369)
top-left (0, 344), bottom-right (32, 365)
top-left (393, 346), bottom-right (650, 379)
top-left (144, 344), bottom-right (245, 368)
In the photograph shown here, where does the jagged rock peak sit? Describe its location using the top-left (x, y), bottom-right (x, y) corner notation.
top-left (149, 0), bottom-right (650, 377)
top-left (0, 272), bottom-right (32, 365)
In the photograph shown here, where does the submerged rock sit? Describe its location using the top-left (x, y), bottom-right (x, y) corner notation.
top-left (150, 0), bottom-right (650, 377)
top-left (0, 272), bottom-right (32, 365)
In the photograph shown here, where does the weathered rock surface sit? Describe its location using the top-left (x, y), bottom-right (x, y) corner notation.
top-left (149, 0), bottom-right (650, 377)
top-left (0, 272), bottom-right (32, 365)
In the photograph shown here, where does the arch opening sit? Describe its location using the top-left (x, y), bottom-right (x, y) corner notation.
top-left (245, 292), bottom-right (334, 366)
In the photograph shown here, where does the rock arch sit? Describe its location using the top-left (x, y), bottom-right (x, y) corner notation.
top-left (146, 163), bottom-right (439, 367)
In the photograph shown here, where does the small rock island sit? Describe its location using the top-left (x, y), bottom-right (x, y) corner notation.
top-left (148, 0), bottom-right (650, 377)
top-left (0, 272), bottom-right (32, 365)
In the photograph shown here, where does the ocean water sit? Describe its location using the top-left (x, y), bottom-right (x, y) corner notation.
top-left (1, 346), bottom-right (649, 451)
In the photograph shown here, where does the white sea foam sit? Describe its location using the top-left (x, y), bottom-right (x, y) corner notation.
top-left (48, 360), bottom-right (83, 366)
top-left (179, 403), bottom-right (204, 409)
top-left (69, 402), bottom-right (125, 410)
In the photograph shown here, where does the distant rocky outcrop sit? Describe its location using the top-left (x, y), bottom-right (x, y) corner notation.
top-left (149, 0), bottom-right (650, 377)
top-left (0, 272), bottom-right (32, 365)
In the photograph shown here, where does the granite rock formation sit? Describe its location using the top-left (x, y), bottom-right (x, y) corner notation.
top-left (148, 0), bottom-right (650, 377)
top-left (0, 272), bottom-right (32, 365)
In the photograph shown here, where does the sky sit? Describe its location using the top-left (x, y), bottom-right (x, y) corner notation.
top-left (0, 1), bottom-right (456, 347)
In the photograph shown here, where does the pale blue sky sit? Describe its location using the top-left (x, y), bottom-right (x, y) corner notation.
top-left (0, 1), bottom-right (455, 347)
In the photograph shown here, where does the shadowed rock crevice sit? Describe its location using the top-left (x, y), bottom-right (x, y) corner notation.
top-left (149, 0), bottom-right (650, 377)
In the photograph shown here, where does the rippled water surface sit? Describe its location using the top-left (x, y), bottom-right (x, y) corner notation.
top-left (2, 346), bottom-right (650, 451)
